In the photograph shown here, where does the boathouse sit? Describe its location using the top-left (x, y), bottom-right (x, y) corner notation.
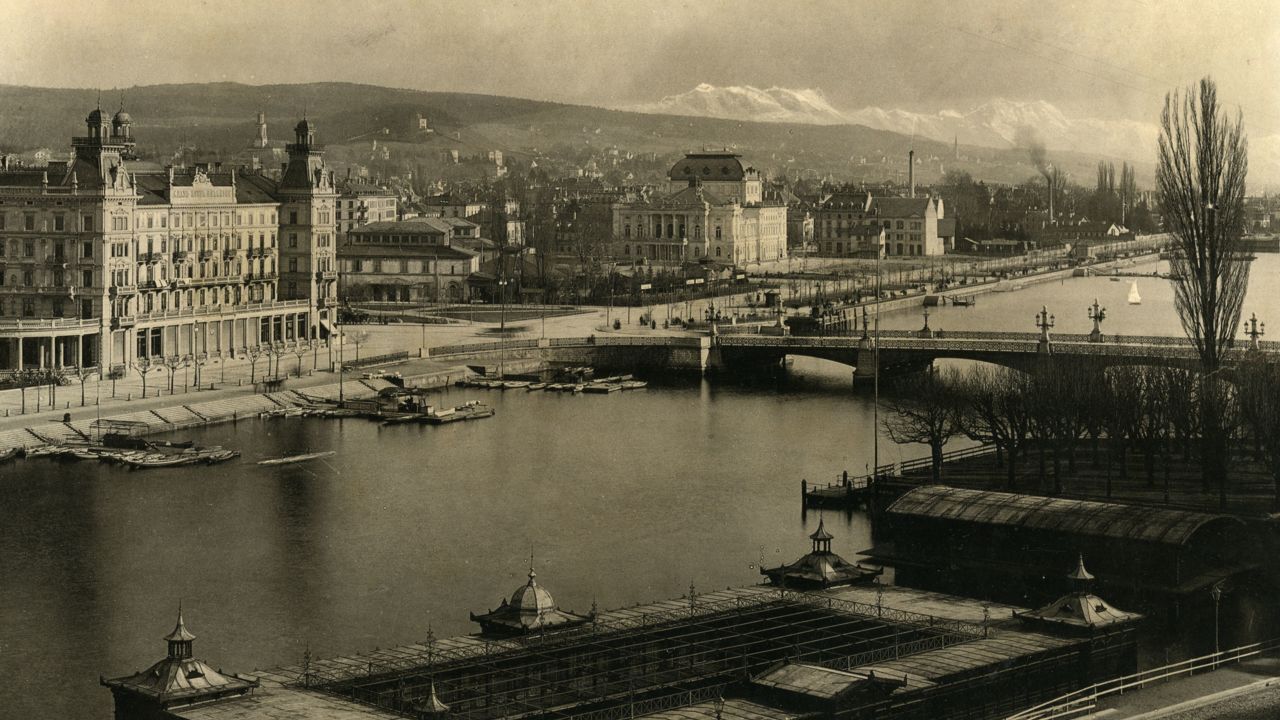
top-left (760, 519), bottom-right (882, 588)
top-left (866, 486), bottom-right (1254, 612)
top-left (103, 579), bottom-right (1142, 720)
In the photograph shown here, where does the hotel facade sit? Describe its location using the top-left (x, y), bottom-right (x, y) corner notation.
top-left (0, 106), bottom-right (339, 374)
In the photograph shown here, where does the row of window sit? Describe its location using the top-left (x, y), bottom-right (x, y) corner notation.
top-left (0, 297), bottom-right (93, 318)
top-left (0, 213), bottom-right (94, 232)
top-left (0, 238), bottom-right (95, 259)
top-left (121, 284), bottom-right (277, 319)
top-left (0, 268), bottom-right (95, 288)
top-left (345, 258), bottom-right (470, 275)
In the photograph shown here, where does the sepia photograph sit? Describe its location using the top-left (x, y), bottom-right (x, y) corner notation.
top-left (0, 1), bottom-right (1278, 718)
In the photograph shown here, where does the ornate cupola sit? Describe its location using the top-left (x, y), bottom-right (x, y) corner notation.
top-left (101, 606), bottom-right (257, 713)
top-left (810, 518), bottom-right (834, 554)
top-left (470, 564), bottom-right (594, 636)
top-left (86, 104), bottom-right (110, 141)
top-left (164, 606), bottom-right (196, 660)
top-left (1015, 555), bottom-right (1143, 635)
top-left (293, 118), bottom-right (316, 149)
top-left (761, 519), bottom-right (883, 589)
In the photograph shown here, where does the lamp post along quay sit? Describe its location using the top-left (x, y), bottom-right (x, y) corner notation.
top-left (1036, 305), bottom-right (1055, 354)
top-left (1088, 298), bottom-right (1107, 342)
top-left (1246, 312), bottom-right (1265, 350)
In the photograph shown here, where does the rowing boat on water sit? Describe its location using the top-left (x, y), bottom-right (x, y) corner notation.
top-left (257, 450), bottom-right (336, 466)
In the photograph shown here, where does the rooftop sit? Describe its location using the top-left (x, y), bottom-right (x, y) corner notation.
top-left (887, 485), bottom-right (1242, 548)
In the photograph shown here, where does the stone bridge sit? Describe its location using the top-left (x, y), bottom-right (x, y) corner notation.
top-left (422, 331), bottom-right (1279, 379)
top-left (713, 330), bottom-right (1280, 379)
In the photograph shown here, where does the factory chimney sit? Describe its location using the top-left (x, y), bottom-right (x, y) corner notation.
top-left (908, 149), bottom-right (915, 198)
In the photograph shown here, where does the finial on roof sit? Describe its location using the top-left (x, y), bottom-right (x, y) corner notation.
top-left (1067, 554), bottom-right (1095, 583)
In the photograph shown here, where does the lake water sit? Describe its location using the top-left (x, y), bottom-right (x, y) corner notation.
top-left (5, 253), bottom-right (1280, 719)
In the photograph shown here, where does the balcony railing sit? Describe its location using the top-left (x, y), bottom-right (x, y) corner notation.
top-left (110, 315), bottom-right (136, 329)
top-left (132, 298), bottom-right (310, 323)
top-left (0, 317), bottom-right (100, 331)
top-left (172, 251), bottom-right (190, 262)
top-left (137, 252), bottom-right (162, 263)
top-left (110, 285), bottom-right (138, 296)
top-left (316, 270), bottom-right (338, 280)
top-left (223, 249), bottom-right (241, 260)
top-left (199, 250), bottom-right (216, 261)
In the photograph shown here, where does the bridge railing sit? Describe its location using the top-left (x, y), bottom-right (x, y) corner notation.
top-left (1004, 636), bottom-right (1280, 720)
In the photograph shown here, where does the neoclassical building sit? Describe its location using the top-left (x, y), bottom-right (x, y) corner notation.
top-left (0, 106), bottom-right (338, 373)
top-left (612, 151), bottom-right (787, 266)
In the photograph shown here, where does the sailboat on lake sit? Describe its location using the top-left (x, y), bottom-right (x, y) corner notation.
top-left (1127, 281), bottom-right (1142, 305)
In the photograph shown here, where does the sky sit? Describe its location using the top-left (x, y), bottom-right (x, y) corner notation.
top-left (0, 0), bottom-right (1276, 128)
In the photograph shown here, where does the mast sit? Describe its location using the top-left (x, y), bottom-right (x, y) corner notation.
top-left (873, 242), bottom-right (881, 476)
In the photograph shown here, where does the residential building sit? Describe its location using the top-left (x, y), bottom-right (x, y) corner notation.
top-left (338, 218), bottom-right (479, 302)
top-left (812, 191), bottom-right (946, 257)
top-left (421, 192), bottom-right (486, 219)
top-left (612, 150), bottom-right (787, 266)
top-left (335, 176), bottom-right (398, 241)
top-left (0, 105), bottom-right (337, 372)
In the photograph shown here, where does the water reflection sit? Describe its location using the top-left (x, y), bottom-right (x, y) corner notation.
top-left (9, 254), bottom-right (1280, 718)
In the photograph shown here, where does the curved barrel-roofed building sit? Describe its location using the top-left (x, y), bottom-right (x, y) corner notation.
top-left (867, 485), bottom-right (1255, 614)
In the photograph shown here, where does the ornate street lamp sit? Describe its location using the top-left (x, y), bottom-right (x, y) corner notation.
top-left (1088, 298), bottom-right (1107, 342)
top-left (1035, 305), bottom-right (1055, 354)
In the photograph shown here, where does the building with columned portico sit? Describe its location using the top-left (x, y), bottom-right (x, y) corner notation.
top-left (612, 150), bottom-right (787, 267)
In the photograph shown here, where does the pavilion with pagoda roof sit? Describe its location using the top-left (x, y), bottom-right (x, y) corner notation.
top-left (470, 567), bottom-right (594, 636)
top-left (761, 519), bottom-right (883, 589)
top-left (1016, 555), bottom-right (1143, 636)
top-left (101, 607), bottom-right (258, 715)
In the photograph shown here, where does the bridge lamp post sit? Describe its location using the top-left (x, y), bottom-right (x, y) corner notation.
top-left (1035, 305), bottom-right (1055, 354)
top-left (1088, 299), bottom-right (1107, 343)
top-left (1245, 313), bottom-right (1265, 351)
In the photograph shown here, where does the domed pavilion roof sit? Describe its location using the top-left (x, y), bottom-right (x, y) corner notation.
top-left (470, 566), bottom-right (594, 636)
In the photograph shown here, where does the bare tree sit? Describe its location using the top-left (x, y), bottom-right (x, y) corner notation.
top-left (1238, 357), bottom-right (1280, 510)
top-left (1101, 366), bottom-right (1144, 496)
top-left (881, 368), bottom-right (963, 483)
top-left (954, 365), bottom-right (1030, 490)
top-left (1157, 77), bottom-right (1250, 507)
top-left (132, 358), bottom-right (153, 399)
top-left (348, 330), bottom-right (370, 362)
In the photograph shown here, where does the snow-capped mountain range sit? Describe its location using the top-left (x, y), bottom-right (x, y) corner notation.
top-left (632, 83), bottom-right (850, 126)
top-left (629, 84), bottom-right (1280, 183)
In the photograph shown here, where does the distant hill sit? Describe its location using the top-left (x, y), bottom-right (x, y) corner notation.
top-left (0, 81), bottom-right (1149, 188)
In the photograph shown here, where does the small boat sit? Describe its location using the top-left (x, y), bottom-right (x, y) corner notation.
top-left (1109, 277), bottom-right (1121, 282)
top-left (502, 380), bottom-right (532, 390)
top-left (258, 450), bottom-right (337, 466)
top-left (570, 384), bottom-right (586, 393)
top-left (950, 297), bottom-right (975, 307)
top-left (582, 383), bottom-right (622, 394)
top-left (527, 383), bottom-right (548, 391)
top-left (381, 413), bottom-right (424, 425)
top-left (0, 447), bottom-right (18, 462)
top-left (620, 380), bottom-right (648, 390)
top-left (1127, 281), bottom-right (1142, 305)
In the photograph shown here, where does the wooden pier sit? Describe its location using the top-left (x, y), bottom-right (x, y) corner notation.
top-left (802, 445), bottom-right (998, 511)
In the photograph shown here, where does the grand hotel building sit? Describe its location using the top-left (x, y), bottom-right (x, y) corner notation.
top-left (0, 107), bottom-right (338, 374)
